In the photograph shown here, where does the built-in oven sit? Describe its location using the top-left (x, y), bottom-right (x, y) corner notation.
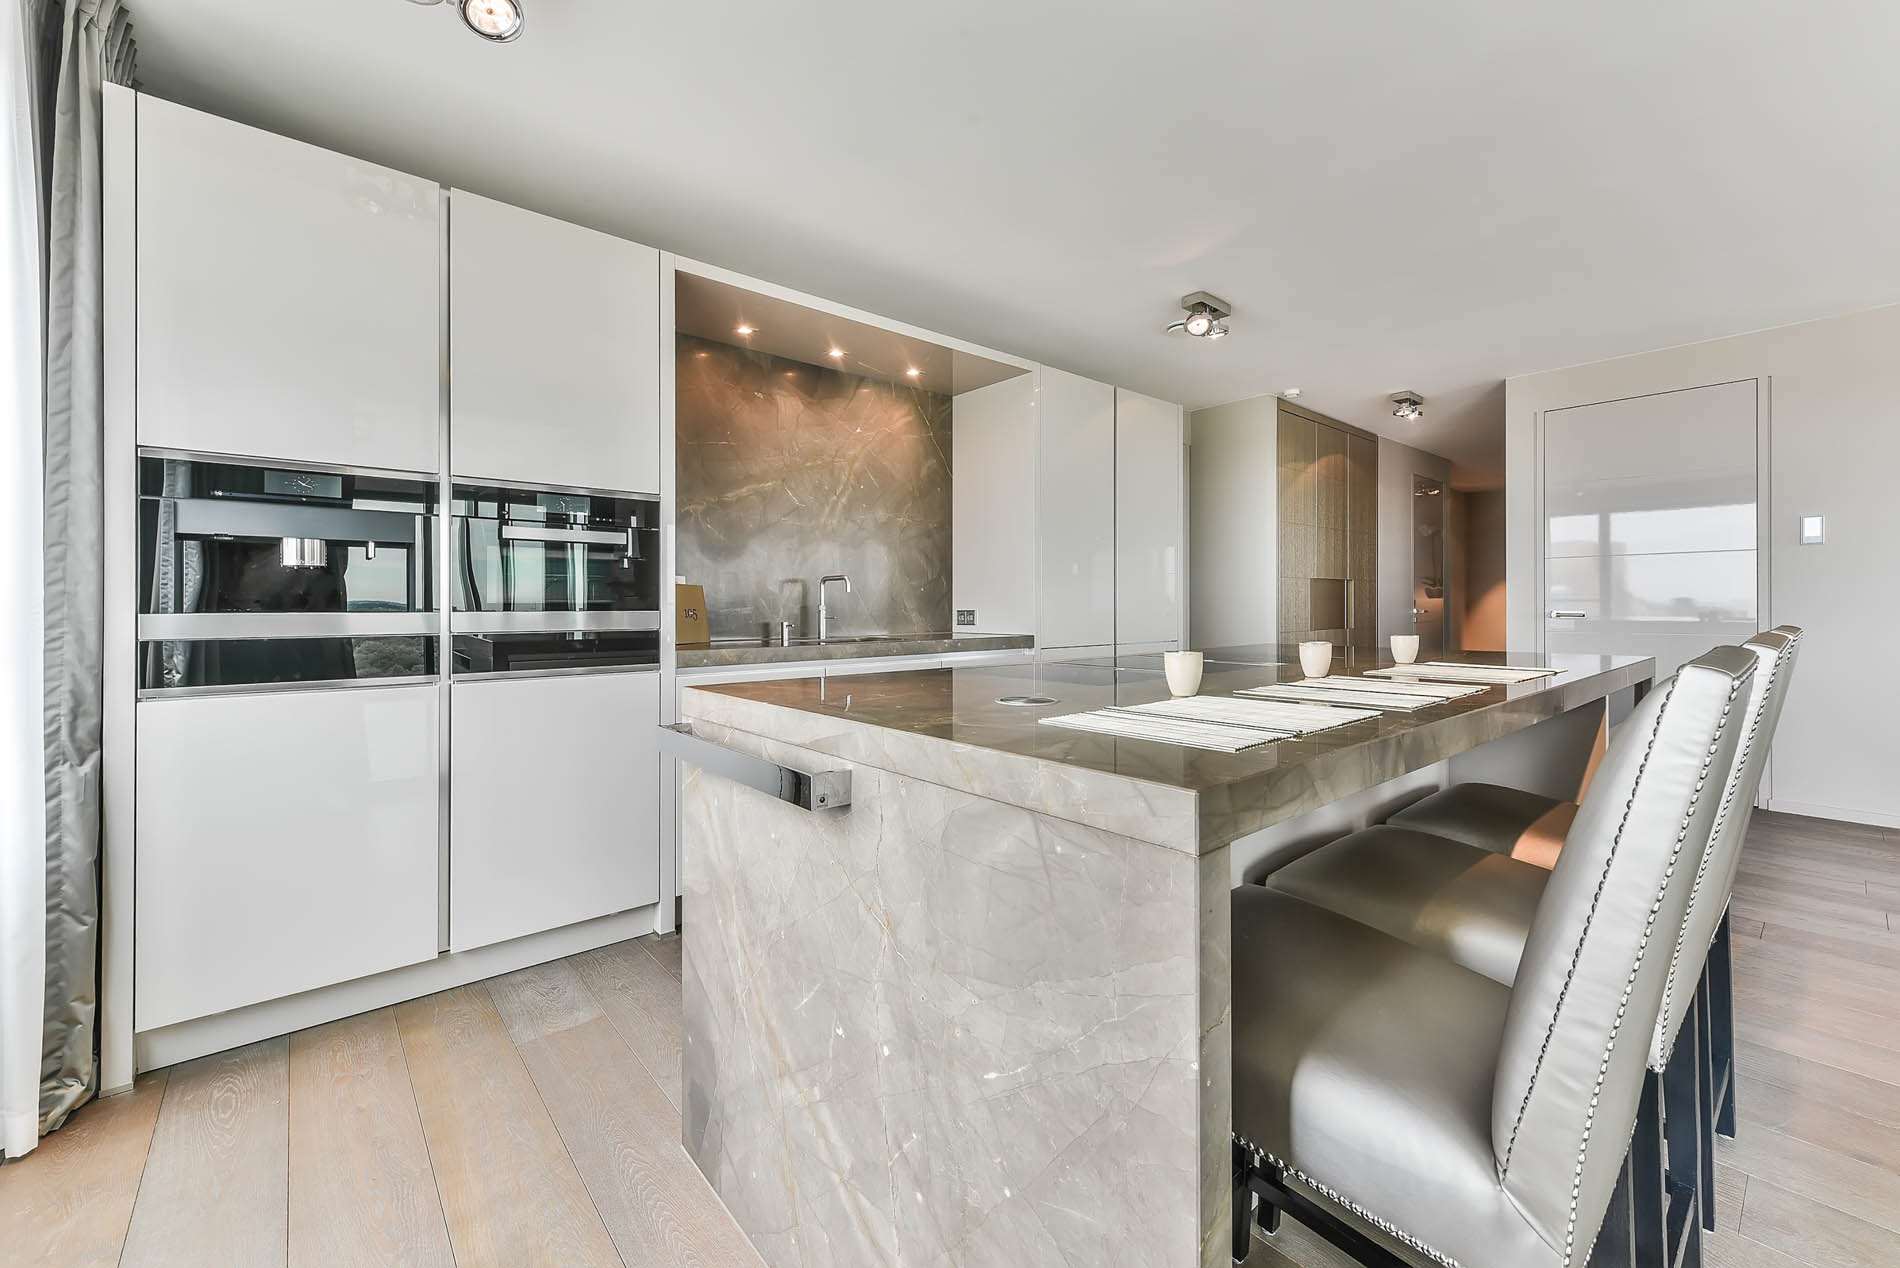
top-left (451, 481), bottom-right (660, 630)
top-left (449, 481), bottom-right (660, 677)
top-left (137, 453), bottom-right (439, 693)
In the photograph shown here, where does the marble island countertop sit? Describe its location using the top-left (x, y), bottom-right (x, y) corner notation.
top-left (678, 646), bottom-right (1655, 853)
top-left (675, 629), bottom-right (1033, 669)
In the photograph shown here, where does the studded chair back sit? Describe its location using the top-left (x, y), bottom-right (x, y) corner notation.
top-left (1491, 646), bottom-right (1755, 1260)
top-left (1645, 626), bottom-right (1802, 1068)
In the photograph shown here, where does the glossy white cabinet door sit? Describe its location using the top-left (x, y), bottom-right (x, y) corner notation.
top-left (1036, 368), bottom-right (1116, 649)
top-left (449, 192), bottom-right (661, 494)
top-left (135, 686), bottom-right (440, 1031)
top-left (1114, 388), bottom-right (1184, 650)
top-left (450, 671), bottom-right (660, 952)
top-left (136, 96), bottom-right (439, 472)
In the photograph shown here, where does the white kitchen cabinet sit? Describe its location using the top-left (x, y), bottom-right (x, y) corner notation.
top-left (1114, 388), bottom-right (1185, 651)
top-left (450, 670), bottom-right (661, 952)
top-left (134, 686), bottom-right (440, 1031)
top-left (449, 192), bottom-right (661, 495)
top-left (1036, 368), bottom-right (1117, 651)
top-left (135, 95), bottom-right (439, 473)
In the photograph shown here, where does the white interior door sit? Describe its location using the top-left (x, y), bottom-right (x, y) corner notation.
top-left (1543, 379), bottom-right (1759, 680)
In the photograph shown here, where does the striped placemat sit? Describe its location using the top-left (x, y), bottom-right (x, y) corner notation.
top-left (1039, 695), bottom-right (1379, 753)
top-left (1237, 677), bottom-right (1489, 711)
top-left (1365, 662), bottom-right (1558, 685)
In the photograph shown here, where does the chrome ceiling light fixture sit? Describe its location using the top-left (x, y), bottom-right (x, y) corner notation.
top-left (1166, 291), bottom-right (1231, 340)
top-left (1390, 391), bottom-right (1425, 421)
top-left (408, 0), bottom-right (525, 43)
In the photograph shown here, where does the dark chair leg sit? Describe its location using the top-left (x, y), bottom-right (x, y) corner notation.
top-left (1695, 974), bottom-right (1718, 1231)
top-left (1589, 1150), bottom-right (1636, 1268)
top-left (1663, 1008), bottom-right (1706, 1268)
top-left (1710, 911), bottom-right (1738, 1138)
top-left (1632, 1070), bottom-right (1669, 1268)
top-left (1233, 1141), bottom-right (1255, 1264)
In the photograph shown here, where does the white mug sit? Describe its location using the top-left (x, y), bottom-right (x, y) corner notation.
top-left (1164, 651), bottom-right (1204, 697)
top-left (1298, 640), bottom-right (1334, 679)
top-left (1390, 635), bottom-right (1421, 665)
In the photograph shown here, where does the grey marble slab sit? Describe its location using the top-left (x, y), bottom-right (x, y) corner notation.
top-left (676, 631), bottom-right (1034, 669)
top-left (679, 649), bottom-right (1654, 854)
top-left (680, 719), bottom-right (1218, 1268)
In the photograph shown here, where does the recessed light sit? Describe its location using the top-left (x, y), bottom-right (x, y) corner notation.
top-left (457, 0), bottom-right (523, 42)
top-left (905, 367), bottom-right (921, 378)
top-left (827, 348), bottom-right (845, 358)
top-left (735, 324), bottom-right (756, 336)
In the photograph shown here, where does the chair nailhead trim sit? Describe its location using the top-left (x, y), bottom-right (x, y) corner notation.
top-left (1554, 670), bottom-right (1743, 1265)
top-left (1236, 1136), bottom-right (1468, 1268)
top-left (1501, 679), bottom-right (1678, 1177)
top-left (1657, 631), bottom-right (1799, 1064)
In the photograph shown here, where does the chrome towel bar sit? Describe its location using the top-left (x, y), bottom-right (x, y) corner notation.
top-left (661, 722), bottom-right (851, 811)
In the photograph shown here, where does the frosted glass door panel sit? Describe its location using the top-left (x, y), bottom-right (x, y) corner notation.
top-left (1543, 380), bottom-right (1757, 680)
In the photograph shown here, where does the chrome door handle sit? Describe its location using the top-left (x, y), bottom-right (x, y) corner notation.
top-left (1548, 610), bottom-right (1587, 619)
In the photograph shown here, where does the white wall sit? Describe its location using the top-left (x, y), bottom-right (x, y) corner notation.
top-left (1376, 436), bottom-right (1454, 645)
top-left (1186, 396), bottom-right (1278, 648)
top-left (1505, 303), bottom-right (1900, 827)
top-left (951, 374), bottom-right (1037, 636)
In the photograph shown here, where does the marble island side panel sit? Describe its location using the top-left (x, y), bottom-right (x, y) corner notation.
top-left (678, 716), bottom-right (1231, 1268)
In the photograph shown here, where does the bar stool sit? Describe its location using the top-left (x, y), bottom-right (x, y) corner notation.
top-left (1231, 646), bottom-right (1755, 1268)
top-left (1259, 627), bottom-right (1800, 1250)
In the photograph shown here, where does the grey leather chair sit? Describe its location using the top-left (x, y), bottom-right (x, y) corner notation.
top-left (1257, 628), bottom-right (1801, 1249)
top-left (1232, 645), bottom-right (1756, 1268)
top-left (1265, 630), bottom-right (1798, 1041)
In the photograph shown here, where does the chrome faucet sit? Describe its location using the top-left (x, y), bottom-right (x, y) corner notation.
top-left (818, 574), bottom-right (852, 642)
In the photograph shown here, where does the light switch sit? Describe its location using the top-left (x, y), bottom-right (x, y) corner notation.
top-left (1799, 515), bottom-right (1825, 545)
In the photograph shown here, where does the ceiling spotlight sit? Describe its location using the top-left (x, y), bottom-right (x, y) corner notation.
top-left (459, 0), bottom-right (524, 42)
top-left (1282, 388), bottom-right (1301, 400)
top-left (905, 367), bottom-right (921, 377)
top-left (1390, 391), bottom-right (1425, 421)
top-left (1166, 290), bottom-right (1232, 340)
top-left (827, 347), bottom-right (845, 358)
top-left (735, 324), bottom-right (756, 336)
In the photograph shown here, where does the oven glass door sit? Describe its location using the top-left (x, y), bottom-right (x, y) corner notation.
top-left (140, 456), bottom-right (436, 619)
top-left (452, 484), bottom-right (659, 617)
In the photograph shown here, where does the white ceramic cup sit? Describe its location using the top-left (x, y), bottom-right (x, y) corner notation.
top-left (1298, 640), bottom-right (1334, 679)
top-left (1164, 651), bottom-right (1204, 697)
top-left (1390, 635), bottom-right (1421, 665)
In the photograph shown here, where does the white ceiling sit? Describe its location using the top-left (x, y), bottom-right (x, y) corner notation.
top-left (131, 1), bottom-right (1900, 488)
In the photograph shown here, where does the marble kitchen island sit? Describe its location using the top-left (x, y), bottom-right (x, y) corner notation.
top-left (670, 650), bottom-right (1654, 1268)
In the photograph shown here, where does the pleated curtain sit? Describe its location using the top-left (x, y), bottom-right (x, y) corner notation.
top-left (0, 0), bottom-right (135, 1159)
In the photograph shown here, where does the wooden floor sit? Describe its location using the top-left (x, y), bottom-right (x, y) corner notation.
top-left (4, 810), bottom-right (1898, 1268)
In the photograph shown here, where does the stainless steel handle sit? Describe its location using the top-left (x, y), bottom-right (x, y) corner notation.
top-left (1548, 610), bottom-right (1587, 619)
top-left (499, 523), bottom-right (627, 547)
top-left (661, 723), bottom-right (851, 811)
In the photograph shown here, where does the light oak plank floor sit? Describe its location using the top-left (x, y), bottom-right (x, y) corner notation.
top-left (5, 816), bottom-right (1898, 1268)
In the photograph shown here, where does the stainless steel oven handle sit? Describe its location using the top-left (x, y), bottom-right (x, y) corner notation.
top-left (498, 523), bottom-right (628, 547)
top-left (661, 723), bottom-right (852, 811)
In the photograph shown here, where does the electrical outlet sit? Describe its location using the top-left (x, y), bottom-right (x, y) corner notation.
top-left (956, 609), bottom-right (976, 627)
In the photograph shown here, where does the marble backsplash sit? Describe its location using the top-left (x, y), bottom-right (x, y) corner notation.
top-left (676, 336), bottom-right (953, 641)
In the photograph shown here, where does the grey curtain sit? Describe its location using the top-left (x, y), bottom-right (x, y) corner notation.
top-left (39, 0), bottom-right (134, 1136)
